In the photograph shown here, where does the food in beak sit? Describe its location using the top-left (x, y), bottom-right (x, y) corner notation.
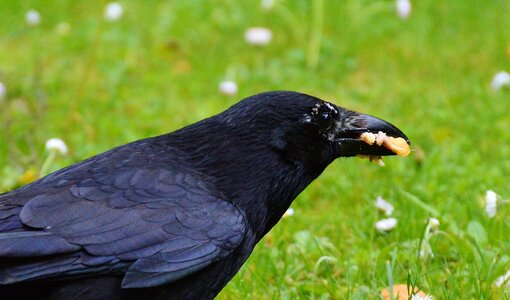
top-left (360, 131), bottom-right (411, 157)
top-left (357, 131), bottom-right (410, 166)
top-left (357, 155), bottom-right (385, 166)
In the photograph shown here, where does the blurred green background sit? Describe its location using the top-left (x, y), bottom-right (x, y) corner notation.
top-left (1, 0), bottom-right (510, 298)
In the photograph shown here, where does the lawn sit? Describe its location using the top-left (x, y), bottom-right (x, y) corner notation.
top-left (1, 0), bottom-right (510, 299)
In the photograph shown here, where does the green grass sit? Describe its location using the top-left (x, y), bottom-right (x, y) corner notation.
top-left (1, 0), bottom-right (510, 298)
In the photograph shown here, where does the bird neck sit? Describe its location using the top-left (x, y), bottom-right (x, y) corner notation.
top-left (167, 119), bottom-right (327, 239)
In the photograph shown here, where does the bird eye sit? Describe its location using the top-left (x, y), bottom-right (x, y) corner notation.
top-left (317, 112), bottom-right (333, 130)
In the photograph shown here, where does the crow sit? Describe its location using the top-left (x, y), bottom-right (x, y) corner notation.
top-left (0, 91), bottom-right (409, 300)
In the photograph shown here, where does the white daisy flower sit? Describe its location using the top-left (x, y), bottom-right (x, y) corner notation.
top-left (283, 208), bottom-right (294, 218)
top-left (218, 81), bottom-right (238, 96)
top-left (26, 10), bottom-right (41, 26)
top-left (495, 269), bottom-right (510, 287)
top-left (244, 27), bottom-right (272, 46)
top-left (45, 138), bottom-right (68, 155)
top-left (429, 217), bottom-right (439, 229)
top-left (412, 294), bottom-right (432, 300)
top-left (105, 2), bottom-right (124, 22)
top-left (485, 190), bottom-right (497, 218)
top-left (375, 218), bottom-right (397, 232)
top-left (375, 196), bottom-right (394, 216)
top-left (0, 82), bottom-right (5, 99)
top-left (396, 0), bottom-right (412, 20)
top-left (419, 244), bottom-right (434, 259)
top-left (261, 0), bottom-right (275, 10)
top-left (420, 217), bottom-right (440, 259)
top-left (491, 71), bottom-right (510, 91)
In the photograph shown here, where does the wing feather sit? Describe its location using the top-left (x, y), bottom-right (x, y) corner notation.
top-left (0, 141), bottom-right (247, 287)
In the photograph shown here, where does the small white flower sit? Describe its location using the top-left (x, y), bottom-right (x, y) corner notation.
top-left (105, 2), bottom-right (124, 22)
top-left (375, 218), bottom-right (397, 232)
top-left (486, 190), bottom-right (497, 218)
top-left (261, 0), bottom-right (275, 10)
top-left (0, 82), bottom-right (5, 99)
top-left (375, 196), bottom-right (394, 216)
top-left (491, 71), bottom-right (510, 91)
top-left (412, 294), bottom-right (432, 300)
top-left (218, 81), bottom-right (238, 96)
top-left (283, 208), bottom-right (294, 218)
top-left (26, 10), bottom-right (41, 26)
top-left (419, 244), bottom-right (434, 259)
top-left (429, 217), bottom-right (440, 229)
top-left (420, 218), bottom-right (439, 259)
top-left (45, 138), bottom-right (68, 155)
top-left (245, 27), bottom-right (272, 46)
top-left (495, 269), bottom-right (510, 287)
top-left (396, 0), bottom-right (412, 20)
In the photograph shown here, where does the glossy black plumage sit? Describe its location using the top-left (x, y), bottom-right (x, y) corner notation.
top-left (0, 91), bottom-right (409, 299)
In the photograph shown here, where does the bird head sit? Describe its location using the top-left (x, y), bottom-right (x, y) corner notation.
top-left (219, 91), bottom-right (410, 173)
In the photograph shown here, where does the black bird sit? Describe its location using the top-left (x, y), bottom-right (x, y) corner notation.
top-left (0, 91), bottom-right (409, 300)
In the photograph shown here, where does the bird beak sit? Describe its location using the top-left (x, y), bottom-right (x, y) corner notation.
top-left (334, 112), bottom-right (411, 157)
